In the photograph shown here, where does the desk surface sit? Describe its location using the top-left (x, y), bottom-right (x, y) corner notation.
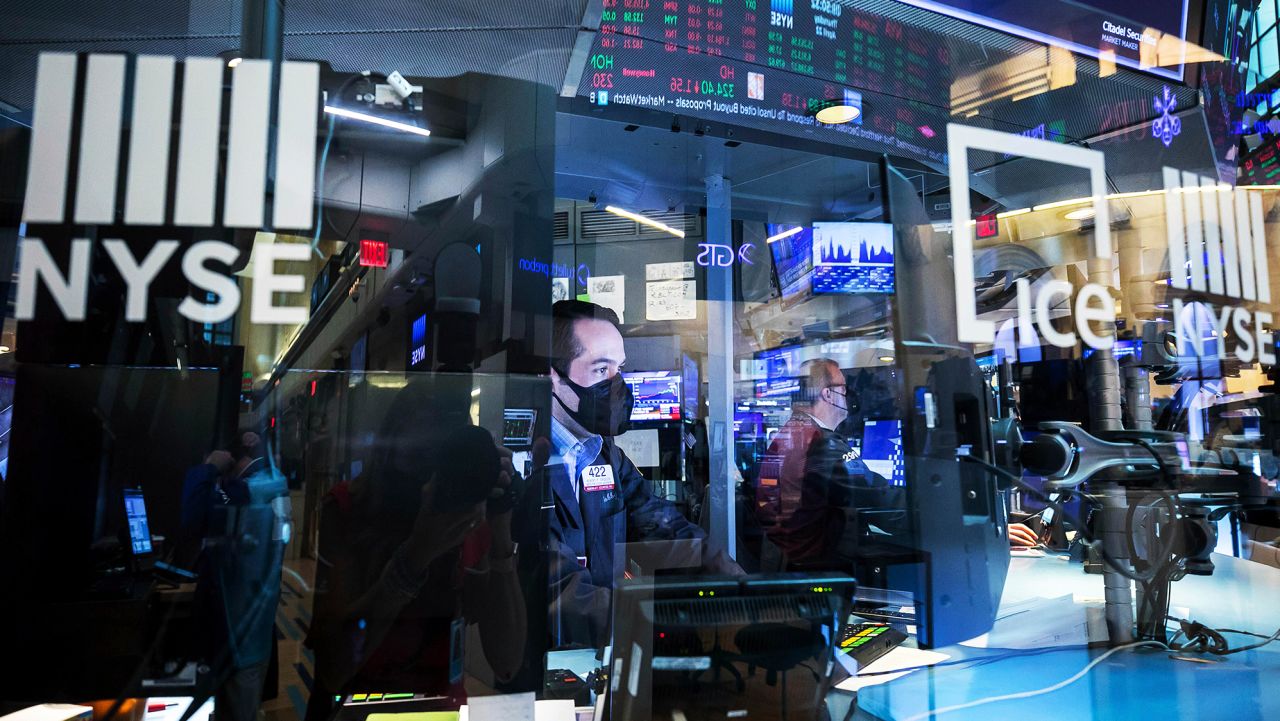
top-left (850, 553), bottom-right (1280, 721)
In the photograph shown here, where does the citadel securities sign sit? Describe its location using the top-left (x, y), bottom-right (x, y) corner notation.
top-left (947, 123), bottom-right (1276, 364)
top-left (19, 52), bottom-right (321, 324)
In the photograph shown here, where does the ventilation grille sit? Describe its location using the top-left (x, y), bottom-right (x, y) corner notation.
top-left (579, 208), bottom-right (701, 241)
top-left (553, 210), bottom-right (570, 241)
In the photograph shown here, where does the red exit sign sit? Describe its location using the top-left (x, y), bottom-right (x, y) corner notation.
top-left (360, 239), bottom-right (389, 268)
top-left (975, 214), bottom-right (999, 239)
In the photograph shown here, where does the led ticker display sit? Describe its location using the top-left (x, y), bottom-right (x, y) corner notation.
top-left (1243, 136), bottom-right (1280, 185)
top-left (580, 0), bottom-right (951, 163)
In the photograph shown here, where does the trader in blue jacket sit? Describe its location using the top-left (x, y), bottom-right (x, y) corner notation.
top-left (543, 300), bottom-right (735, 648)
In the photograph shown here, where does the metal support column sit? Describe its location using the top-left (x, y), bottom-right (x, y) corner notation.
top-left (1084, 255), bottom-right (1134, 644)
top-left (705, 174), bottom-right (736, 559)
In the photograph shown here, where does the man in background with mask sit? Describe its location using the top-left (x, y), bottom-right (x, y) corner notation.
top-left (543, 300), bottom-right (729, 648)
top-left (755, 358), bottom-right (891, 569)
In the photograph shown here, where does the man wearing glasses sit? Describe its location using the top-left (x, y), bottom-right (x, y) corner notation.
top-left (755, 358), bottom-right (890, 568)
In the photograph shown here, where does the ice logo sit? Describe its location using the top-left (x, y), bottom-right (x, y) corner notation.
top-left (1152, 85), bottom-right (1182, 148)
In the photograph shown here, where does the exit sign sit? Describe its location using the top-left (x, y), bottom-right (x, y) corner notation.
top-left (975, 214), bottom-right (999, 239)
top-left (360, 239), bottom-right (390, 268)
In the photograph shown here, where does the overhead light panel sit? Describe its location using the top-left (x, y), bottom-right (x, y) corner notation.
top-left (324, 105), bottom-right (431, 138)
top-left (1064, 207), bottom-right (1096, 220)
top-left (766, 226), bottom-right (804, 243)
top-left (605, 205), bottom-right (685, 237)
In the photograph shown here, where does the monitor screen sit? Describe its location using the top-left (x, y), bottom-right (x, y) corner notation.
top-left (767, 225), bottom-right (814, 299)
top-left (123, 489), bottom-right (152, 555)
top-left (409, 313), bottom-right (428, 368)
top-left (755, 345), bottom-right (802, 399)
top-left (681, 353), bottom-right (699, 421)
top-left (623, 371), bottom-right (682, 422)
top-left (502, 408), bottom-right (538, 446)
top-left (861, 420), bottom-right (905, 486)
top-left (811, 222), bottom-right (895, 294)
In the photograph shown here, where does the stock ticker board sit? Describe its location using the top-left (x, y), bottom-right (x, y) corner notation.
top-left (576, 0), bottom-right (952, 163)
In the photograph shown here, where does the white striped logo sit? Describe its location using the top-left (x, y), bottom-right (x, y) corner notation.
top-left (22, 52), bottom-right (320, 230)
top-left (1162, 167), bottom-right (1270, 303)
top-left (1162, 168), bottom-right (1276, 364)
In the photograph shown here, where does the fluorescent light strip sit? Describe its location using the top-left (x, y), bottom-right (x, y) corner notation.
top-left (323, 105), bottom-right (431, 137)
top-left (995, 207), bottom-right (1030, 218)
top-left (766, 226), bottom-right (804, 243)
top-left (604, 205), bottom-right (685, 237)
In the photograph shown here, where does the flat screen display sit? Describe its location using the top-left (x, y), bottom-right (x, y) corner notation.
top-left (623, 370), bottom-right (682, 422)
top-left (861, 419), bottom-right (905, 486)
top-left (754, 345), bottom-right (802, 399)
top-left (409, 313), bottom-right (428, 369)
top-left (767, 225), bottom-right (814, 299)
top-left (123, 489), bottom-right (152, 555)
top-left (681, 353), bottom-right (700, 420)
top-left (811, 222), bottom-right (894, 294)
top-left (503, 408), bottom-right (538, 445)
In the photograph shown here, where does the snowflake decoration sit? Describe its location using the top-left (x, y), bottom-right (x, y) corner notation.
top-left (1152, 85), bottom-right (1182, 148)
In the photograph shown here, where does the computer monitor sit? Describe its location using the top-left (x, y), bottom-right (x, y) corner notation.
top-left (502, 408), bottom-right (538, 446)
top-left (608, 573), bottom-right (855, 721)
top-left (681, 353), bottom-right (699, 421)
top-left (811, 222), bottom-right (895, 294)
top-left (766, 224), bottom-right (814, 299)
top-left (754, 345), bottom-right (802, 399)
top-left (861, 420), bottom-right (905, 486)
top-left (622, 371), bottom-right (682, 422)
top-left (123, 489), bottom-right (152, 556)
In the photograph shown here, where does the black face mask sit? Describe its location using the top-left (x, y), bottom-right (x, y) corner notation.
top-left (554, 371), bottom-right (634, 437)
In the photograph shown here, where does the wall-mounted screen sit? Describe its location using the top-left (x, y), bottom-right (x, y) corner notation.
top-left (754, 345), bottom-right (803, 399)
top-left (681, 353), bottom-right (700, 421)
top-left (623, 370), bottom-right (682, 422)
top-left (811, 222), bottom-right (895, 294)
top-left (767, 225), bottom-right (814, 299)
top-left (409, 313), bottom-right (428, 369)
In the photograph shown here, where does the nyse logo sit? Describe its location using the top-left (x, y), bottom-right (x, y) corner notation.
top-left (1163, 168), bottom-right (1276, 365)
top-left (771, 0), bottom-right (794, 28)
top-left (19, 52), bottom-right (321, 324)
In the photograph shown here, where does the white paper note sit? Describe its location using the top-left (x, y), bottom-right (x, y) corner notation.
top-left (834, 646), bottom-right (951, 692)
top-left (646, 280), bottom-right (696, 320)
top-left (588, 275), bottom-right (626, 323)
top-left (616, 428), bottom-right (661, 468)
top-left (466, 693), bottom-right (534, 721)
top-left (646, 261), bottom-right (695, 281)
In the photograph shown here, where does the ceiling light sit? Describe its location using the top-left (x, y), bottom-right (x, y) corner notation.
top-left (813, 99), bottom-right (861, 125)
top-left (324, 105), bottom-right (431, 137)
top-left (1064, 207), bottom-right (1096, 220)
top-left (604, 205), bottom-right (685, 237)
top-left (878, 355), bottom-right (895, 363)
top-left (227, 57), bottom-right (242, 68)
top-left (0, 346), bottom-right (10, 353)
top-left (471, 387), bottom-right (482, 396)
top-left (766, 226), bottom-right (804, 243)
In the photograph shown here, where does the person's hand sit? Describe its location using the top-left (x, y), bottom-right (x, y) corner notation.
top-left (204, 450), bottom-right (233, 474)
top-left (402, 481), bottom-right (485, 574)
top-left (1008, 522), bottom-right (1039, 547)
